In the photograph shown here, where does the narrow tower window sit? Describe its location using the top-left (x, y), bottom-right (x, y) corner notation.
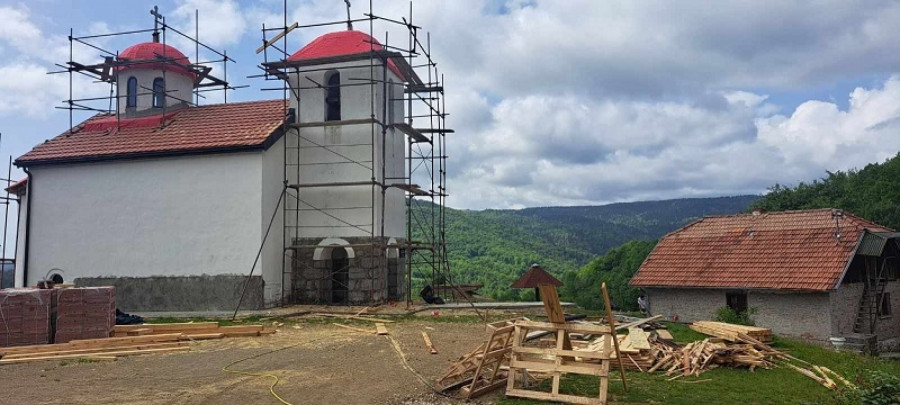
top-left (325, 72), bottom-right (341, 121)
top-left (126, 77), bottom-right (137, 108)
top-left (152, 77), bottom-right (165, 108)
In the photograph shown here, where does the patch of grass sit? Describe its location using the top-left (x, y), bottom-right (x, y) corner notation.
top-left (498, 331), bottom-right (900, 405)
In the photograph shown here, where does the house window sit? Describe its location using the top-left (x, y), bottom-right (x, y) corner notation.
top-left (325, 71), bottom-right (341, 121)
top-left (126, 77), bottom-right (137, 108)
top-left (152, 77), bottom-right (165, 108)
top-left (879, 293), bottom-right (892, 317)
top-left (726, 291), bottom-right (748, 314)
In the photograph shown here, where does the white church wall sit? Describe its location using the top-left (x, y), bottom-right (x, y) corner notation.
top-left (117, 69), bottom-right (194, 113)
top-left (14, 190), bottom-right (27, 288)
top-left (260, 135), bottom-right (286, 305)
top-left (25, 153), bottom-right (262, 285)
top-left (287, 60), bottom-right (407, 240)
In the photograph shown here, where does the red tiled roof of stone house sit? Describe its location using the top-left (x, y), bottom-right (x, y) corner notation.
top-left (629, 209), bottom-right (893, 291)
top-left (15, 100), bottom-right (287, 166)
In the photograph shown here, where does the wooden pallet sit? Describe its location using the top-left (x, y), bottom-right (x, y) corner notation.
top-left (506, 320), bottom-right (612, 405)
top-left (438, 318), bottom-right (520, 398)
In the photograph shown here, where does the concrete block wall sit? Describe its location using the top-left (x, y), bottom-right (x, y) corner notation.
top-left (830, 282), bottom-right (864, 337)
top-left (644, 288), bottom-right (722, 321)
top-left (646, 287), bottom-right (833, 342)
top-left (75, 275), bottom-right (263, 312)
top-left (750, 290), bottom-right (831, 342)
top-left (876, 281), bottom-right (900, 342)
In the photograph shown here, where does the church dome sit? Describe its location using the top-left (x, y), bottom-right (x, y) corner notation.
top-left (118, 42), bottom-right (195, 80)
top-left (289, 30), bottom-right (403, 78)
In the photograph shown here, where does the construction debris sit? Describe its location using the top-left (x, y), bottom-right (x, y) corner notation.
top-left (422, 332), bottom-right (438, 354)
top-left (375, 323), bottom-right (389, 335)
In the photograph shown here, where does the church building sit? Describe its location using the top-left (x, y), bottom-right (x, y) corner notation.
top-left (11, 26), bottom-right (414, 311)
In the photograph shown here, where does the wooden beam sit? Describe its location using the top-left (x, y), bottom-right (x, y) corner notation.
top-left (602, 282), bottom-right (628, 392)
top-left (256, 23), bottom-right (299, 54)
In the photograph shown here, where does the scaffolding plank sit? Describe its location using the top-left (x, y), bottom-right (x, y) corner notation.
top-left (393, 123), bottom-right (430, 143)
top-left (405, 85), bottom-right (443, 94)
top-left (416, 128), bottom-right (455, 134)
top-left (256, 23), bottom-right (299, 54)
top-left (390, 183), bottom-right (430, 196)
top-left (288, 181), bottom-right (379, 189)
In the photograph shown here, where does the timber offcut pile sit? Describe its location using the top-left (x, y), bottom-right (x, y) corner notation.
top-left (113, 322), bottom-right (276, 339)
top-left (689, 321), bottom-right (773, 343)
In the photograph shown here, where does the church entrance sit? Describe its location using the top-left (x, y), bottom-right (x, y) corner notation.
top-left (331, 248), bottom-right (350, 304)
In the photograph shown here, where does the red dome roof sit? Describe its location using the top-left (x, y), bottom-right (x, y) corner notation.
top-left (118, 42), bottom-right (195, 80)
top-left (288, 30), bottom-right (404, 79)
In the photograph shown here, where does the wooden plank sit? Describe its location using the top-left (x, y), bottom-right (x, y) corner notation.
top-left (506, 388), bottom-right (603, 405)
top-left (513, 346), bottom-right (610, 360)
top-left (422, 332), bottom-right (438, 354)
top-left (510, 359), bottom-right (608, 377)
top-left (0, 334), bottom-right (184, 356)
top-left (333, 323), bottom-right (374, 334)
top-left (626, 327), bottom-right (652, 350)
top-left (313, 313), bottom-right (395, 323)
top-left (180, 333), bottom-right (225, 340)
top-left (114, 322), bottom-right (219, 332)
top-left (375, 323), bottom-right (389, 335)
top-left (0, 347), bottom-right (191, 365)
top-left (222, 331), bottom-right (261, 337)
top-left (217, 325), bottom-right (264, 333)
top-left (538, 285), bottom-right (566, 323)
top-left (1, 342), bottom-right (189, 360)
top-left (255, 22), bottom-right (298, 54)
top-left (602, 282), bottom-right (628, 392)
top-left (515, 320), bottom-right (611, 335)
top-left (656, 329), bottom-right (674, 340)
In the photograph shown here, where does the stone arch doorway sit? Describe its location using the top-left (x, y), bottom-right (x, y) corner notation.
top-left (331, 247), bottom-right (350, 304)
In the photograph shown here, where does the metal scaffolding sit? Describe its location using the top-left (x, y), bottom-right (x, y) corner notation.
top-left (256, 1), bottom-right (452, 306)
top-left (47, 6), bottom-right (240, 135)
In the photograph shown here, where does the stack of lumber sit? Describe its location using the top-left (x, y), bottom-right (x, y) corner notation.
top-left (690, 321), bottom-right (772, 343)
top-left (113, 322), bottom-right (275, 338)
top-left (0, 289), bottom-right (53, 347)
top-left (0, 333), bottom-right (190, 364)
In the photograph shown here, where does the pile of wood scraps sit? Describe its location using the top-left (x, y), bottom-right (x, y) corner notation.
top-left (113, 322), bottom-right (276, 339)
top-left (0, 333), bottom-right (190, 365)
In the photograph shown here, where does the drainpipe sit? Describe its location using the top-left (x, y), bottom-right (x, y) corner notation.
top-left (20, 167), bottom-right (31, 287)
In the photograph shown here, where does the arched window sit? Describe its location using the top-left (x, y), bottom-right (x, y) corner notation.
top-left (126, 77), bottom-right (137, 108)
top-left (152, 77), bottom-right (165, 108)
top-left (325, 72), bottom-right (341, 121)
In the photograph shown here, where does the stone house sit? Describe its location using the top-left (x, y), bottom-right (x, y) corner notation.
top-left (630, 209), bottom-right (900, 349)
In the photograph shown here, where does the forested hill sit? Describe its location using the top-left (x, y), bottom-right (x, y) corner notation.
top-left (426, 195), bottom-right (758, 299)
top-left (751, 152), bottom-right (900, 230)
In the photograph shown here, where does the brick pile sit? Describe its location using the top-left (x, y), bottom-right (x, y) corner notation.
top-left (0, 289), bottom-right (52, 347)
top-left (54, 287), bottom-right (115, 344)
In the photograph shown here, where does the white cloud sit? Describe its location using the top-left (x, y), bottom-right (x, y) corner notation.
top-left (172, 0), bottom-right (248, 49)
top-left (449, 76), bottom-right (900, 209)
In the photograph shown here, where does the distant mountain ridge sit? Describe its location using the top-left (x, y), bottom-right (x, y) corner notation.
top-left (415, 195), bottom-right (759, 299)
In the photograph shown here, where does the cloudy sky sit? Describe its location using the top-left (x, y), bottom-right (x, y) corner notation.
top-left (2, 0), bottom-right (900, 217)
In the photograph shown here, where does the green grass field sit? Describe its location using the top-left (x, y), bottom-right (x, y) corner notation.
top-left (499, 323), bottom-right (900, 405)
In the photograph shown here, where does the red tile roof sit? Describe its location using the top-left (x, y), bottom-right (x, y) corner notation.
top-left (511, 265), bottom-right (563, 288)
top-left (288, 30), bottom-right (404, 79)
top-left (4, 178), bottom-right (26, 194)
top-left (630, 209), bottom-right (893, 291)
top-left (16, 100), bottom-right (286, 166)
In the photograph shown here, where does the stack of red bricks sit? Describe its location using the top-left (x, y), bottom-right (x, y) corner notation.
top-left (54, 287), bottom-right (116, 344)
top-left (0, 289), bottom-right (52, 347)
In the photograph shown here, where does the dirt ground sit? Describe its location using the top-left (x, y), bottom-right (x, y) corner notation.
top-left (2, 320), bottom-right (503, 405)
